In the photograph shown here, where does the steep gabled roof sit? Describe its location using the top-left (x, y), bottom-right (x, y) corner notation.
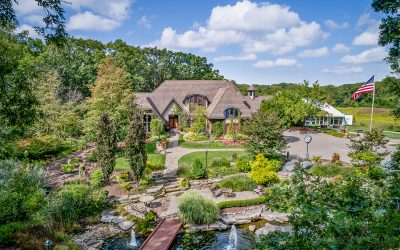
top-left (207, 87), bottom-right (254, 119)
top-left (135, 80), bottom-right (271, 119)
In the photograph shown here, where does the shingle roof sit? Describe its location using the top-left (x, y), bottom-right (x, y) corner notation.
top-left (136, 80), bottom-right (270, 119)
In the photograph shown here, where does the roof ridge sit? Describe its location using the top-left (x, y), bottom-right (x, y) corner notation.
top-left (206, 87), bottom-right (228, 117)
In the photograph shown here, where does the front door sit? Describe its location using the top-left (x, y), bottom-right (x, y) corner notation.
top-left (169, 115), bottom-right (179, 128)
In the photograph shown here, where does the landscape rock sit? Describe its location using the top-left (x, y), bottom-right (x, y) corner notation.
top-left (248, 225), bottom-right (256, 232)
top-left (208, 221), bottom-right (229, 230)
top-left (255, 223), bottom-right (291, 236)
top-left (147, 185), bottom-right (164, 194)
top-left (111, 216), bottom-right (125, 224)
top-left (300, 160), bottom-right (313, 169)
top-left (100, 214), bottom-right (116, 223)
top-left (260, 210), bottom-right (289, 223)
top-left (118, 220), bottom-right (135, 231)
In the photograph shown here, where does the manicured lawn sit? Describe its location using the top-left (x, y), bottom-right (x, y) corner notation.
top-left (337, 107), bottom-right (399, 132)
top-left (178, 134), bottom-right (244, 149)
top-left (178, 151), bottom-right (246, 167)
top-left (115, 154), bottom-right (166, 171)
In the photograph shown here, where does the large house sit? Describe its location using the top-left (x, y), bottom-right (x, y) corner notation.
top-left (135, 80), bottom-right (271, 132)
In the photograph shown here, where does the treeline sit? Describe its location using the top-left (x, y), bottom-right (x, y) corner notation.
top-left (0, 27), bottom-right (223, 143)
top-left (237, 77), bottom-right (400, 108)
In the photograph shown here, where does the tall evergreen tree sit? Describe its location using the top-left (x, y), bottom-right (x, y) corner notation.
top-left (125, 109), bottom-right (147, 185)
top-left (96, 112), bottom-right (117, 183)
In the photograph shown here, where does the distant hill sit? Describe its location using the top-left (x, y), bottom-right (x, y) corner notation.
top-left (237, 78), bottom-right (399, 108)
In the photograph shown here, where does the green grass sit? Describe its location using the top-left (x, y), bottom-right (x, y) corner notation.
top-left (337, 107), bottom-right (399, 132)
top-left (115, 154), bottom-right (166, 171)
top-left (217, 195), bottom-right (268, 209)
top-left (178, 134), bottom-right (244, 149)
top-left (219, 175), bottom-right (257, 192)
top-left (178, 151), bottom-right (246, 168)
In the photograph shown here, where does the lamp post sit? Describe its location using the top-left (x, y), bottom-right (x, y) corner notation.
top-left (205, 150), bottom-right (208, 176)
top-left (304, 133), bottom-right (312, 160)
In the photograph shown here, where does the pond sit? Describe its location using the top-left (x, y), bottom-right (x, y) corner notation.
top-left (171, 225), bottom-right (255, 250)
top-left (102, 225), bottom-right (255, 250)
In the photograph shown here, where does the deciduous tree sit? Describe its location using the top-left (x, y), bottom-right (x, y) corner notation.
top-left (243, 112), bottom-right (286, 157)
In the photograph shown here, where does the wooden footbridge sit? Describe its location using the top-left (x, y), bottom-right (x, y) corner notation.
top-left (139, 218), bottom-right (182, 250)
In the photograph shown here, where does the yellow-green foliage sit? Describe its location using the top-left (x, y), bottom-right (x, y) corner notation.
top-left (250, 154), bottom-right (280, 185)
top-left (337, 107), bottom-right (399, 132)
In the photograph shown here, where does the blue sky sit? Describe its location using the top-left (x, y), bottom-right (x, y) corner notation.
top-left (14, 0), bottom-right (392, 85)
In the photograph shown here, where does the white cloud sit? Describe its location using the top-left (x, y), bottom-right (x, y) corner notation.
top-left (14, 24), bottom-right (40, 38)
top-left (66, 0), bottom-right (132, 20)
top-left (244, 21), bottom-right (327, 54)
top-left (341, 47), bottom-right (387, 64)
top-left (324, 19), bottom-right (349, 29)
top-left (208, 1), bottom-right (300, 32)
top-left (67, 11), bottom-right (120, 31)
top-left (150, 1), bottom-right (326, 54)
top-left (298, 47), bottom-right (329, 58)
top-left (138, 15), bottom-right (151, 29)
top-left (253, 58), bottom-right (301, 68)
top-left (332, 43), bottom-right (350, 53)
top-left (322, 66), bottom-right (363, 74)
top-left (13, 0), bottom-right (41, 15)
top-left (353, 13), bottom-right (380, 46)
top-left (150, 27), bottom-right (245, 52)
top-left (214, 54), bottom-right (257, 62)
top-left (356, 13), bottom-right (372, 27)
top-left (353, 29), bottom-right (379, 46)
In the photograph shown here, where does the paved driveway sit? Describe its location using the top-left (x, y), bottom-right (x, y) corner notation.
top-left (285, 131), bottom-right (398, 163)
top-left (284, 131), bottom-right (352, 162)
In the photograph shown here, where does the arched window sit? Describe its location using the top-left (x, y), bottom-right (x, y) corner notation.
top-left (185, 95), bottom-right (208, 111)
top-left (224, 108), bottom-right (240, 118)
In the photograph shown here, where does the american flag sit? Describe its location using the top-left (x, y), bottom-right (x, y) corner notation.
top-left (351, 75), bottom-right (375, 100)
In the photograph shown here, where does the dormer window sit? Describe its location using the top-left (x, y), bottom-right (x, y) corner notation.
top-left (185, 95), bottom-right (208, 111)
top-left (224, 108), bottom-right (240, 118)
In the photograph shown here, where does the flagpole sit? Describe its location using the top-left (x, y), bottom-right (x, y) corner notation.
top-left (369, 78), bottom-right (375, 132)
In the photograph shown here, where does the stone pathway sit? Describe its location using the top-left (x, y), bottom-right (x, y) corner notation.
top-left (163, 130), bottom-right (244, 177)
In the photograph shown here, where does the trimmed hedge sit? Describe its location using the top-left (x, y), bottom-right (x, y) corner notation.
top-left (217, 195), bottom-right (268, 209)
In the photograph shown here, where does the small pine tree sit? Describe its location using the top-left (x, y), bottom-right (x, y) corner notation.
top-left (125, 109), bottom-right (147, 185)
top-left (96, 112), bottom-right (117, 183)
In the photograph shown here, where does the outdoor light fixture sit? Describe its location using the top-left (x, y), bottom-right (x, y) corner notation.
top-left (304, 133), bottom-right (312, 160)
top-left (45, 239), bottom-right (52, 250)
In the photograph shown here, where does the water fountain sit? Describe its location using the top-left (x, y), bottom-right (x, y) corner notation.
top-left (227, 225), bottom-right (238, 250)
top-left (129, 228), bottom-right (138, 248)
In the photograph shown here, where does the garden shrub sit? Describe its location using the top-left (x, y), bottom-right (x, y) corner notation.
top-left (256, 231), bottom-right (292, 250)
top-left (0, 161), bottom-right (45, 225)
top-left (90, 169), bottom-right (104, 187)
top-left (217, 195), bottom-right (268, 209)
top-left (88, 149), bottom-right (97, 162)
top-left (309, 164), bottom-right (360, 177)
top-left (236, 156), bottom-right (251, 172)
top-left (177, 178), bottom-right (189, 188)
top-left (367, 166), bottom-right (387, 180)
top-left (10, 136), bottom-right (79, 160)
top-left (211, 121), bottom-right (224, 138)
top-left (191, 159), bottom-right (206, 179)
top-left (43, 183), bottom-right (108, 228)
top-left (177, 165), bottom-right (192, 179)
top-left (219, 175), bottom-right (257, 192)
top-left (250, 154), bottom-right (280, 185)
top-left (311, 155), bottom-right (321, 164)
top-left (183, 131), bottom-right (209, 141)
top-left (0, 222), bottom-right (28, 246)
top-left (266, 181), bottom-right (294, 212)
top-left (178, 191), bottom-right (219, 225)
top-left (231, 152), bottom-right (238, 161)
top-left (210, 158), bottom-right (230, 168)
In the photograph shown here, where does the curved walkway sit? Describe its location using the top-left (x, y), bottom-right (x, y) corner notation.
top-left (163, 130), bottom-right (244, 177)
